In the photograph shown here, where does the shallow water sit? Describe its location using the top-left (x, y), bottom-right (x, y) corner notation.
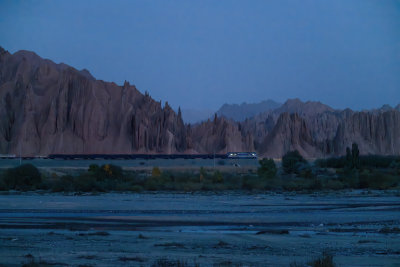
top-left (0, 192), bottom-right (399, 266)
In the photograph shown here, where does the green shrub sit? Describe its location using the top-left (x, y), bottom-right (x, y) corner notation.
top-left (282, 150), bottom-right (307, 174)
top-left (212, 170), bottom-right (224, 183)
top-left (315, 156), bottom-right (346, 169)
top-left (359, 171), bottom-right (398, 189)
top-left (390, 160), bottom-right (400, 175)
top-left (338, 168), bottom-right (360, 188)
top-left (52, 175), bottom-right (75, 192)
top-left (2, 164), bottom-right (41, 190)
top-left (74, 174), bottom-right (99, 192)
top-left (242, 175), bottom-right (267, 190)
top-left (258, 158), bottom-right (277, 179)
top-left (88, 164), bottom-right (100, 173)
top-left (144, 174), bottom-right (168, 191)
top-left (296, 162), bottom-right (313, 178)
top-left (87, 164), bottom-right (123, 181)
top-left (281, 179), bottom-right (303, 191)
top-left (183, 182), bottom-right (203, 192)
top-left (152, 167), bottom-right (162, 177)
top-left (360, 155), bottom-right (398, 168)
top-left (324, 179), bottom-right (345, 190)
top-left (101, 164), bottom-right (123, 180)
top-left (317, 153), bottom-right (399, 170)
top-left (199, 167), bottom-right (207, 182)
top-left (309, 178), bottom-right (323, 190)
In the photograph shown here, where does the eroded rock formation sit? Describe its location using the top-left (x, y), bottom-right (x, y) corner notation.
top-left (0, 47), bottom-right (188, 155)
top-left (1, 47), bottom-right (399, 157)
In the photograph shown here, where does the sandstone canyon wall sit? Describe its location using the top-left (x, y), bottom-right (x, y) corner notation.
top-left (0, 47), bottom-right (189, 155)
top-left (0, 47), bottom-right (399, 158)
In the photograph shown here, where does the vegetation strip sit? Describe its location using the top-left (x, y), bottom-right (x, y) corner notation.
top-left (1, 144), bottom-right (399, 193)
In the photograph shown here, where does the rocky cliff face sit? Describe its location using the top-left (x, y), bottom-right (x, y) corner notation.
top-left (0, 47), bottom-right (188, 155)
top-left (258, 113), bottom-right (320, 158)
top-left (332, 109), bottom-right (400, 155)
top-left (191, 115), bottom-right (254, 154)
top-left (238, 102), bottom-right (400, 158)
top-left (1, 47), bottom-right (399, 158)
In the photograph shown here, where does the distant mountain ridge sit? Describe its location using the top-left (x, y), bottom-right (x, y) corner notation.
top-left (1, 46), bottom-right (399, 157)
top-left (273, 98), bottom-right (334, 116)
top-left (216, 100), bottom-right (281, 121)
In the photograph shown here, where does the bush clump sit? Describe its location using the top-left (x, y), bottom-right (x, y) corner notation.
top-left (316, 143), bottom-right (399, 170)
top-left (390, 160), bottom-right (400, 175)
top-left (91, 164), bottom-right (123, 181)
top-left (258, 158), bottom-right (277, 179)
top-left (282, 150), bottom-right (308, 175)
top-left (2, 164), bottom-right (41, 190)
top-left (359, 170), bottom-right (398, 189)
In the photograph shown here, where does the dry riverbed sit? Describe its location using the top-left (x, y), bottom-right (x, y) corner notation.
top-left (0, 191), bottom-right (399, 266)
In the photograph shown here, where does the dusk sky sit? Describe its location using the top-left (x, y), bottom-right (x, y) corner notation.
top-left (1, 0), bottom-right (399, 111)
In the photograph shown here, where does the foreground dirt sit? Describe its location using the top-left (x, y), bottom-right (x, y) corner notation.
top-left (0, 191), bottom-right (399, 266)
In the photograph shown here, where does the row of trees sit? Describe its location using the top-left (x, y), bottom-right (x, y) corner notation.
top-left (258, 150), bottom-right (311, 179)
top-left (257, 142), bottom-right (400, 179)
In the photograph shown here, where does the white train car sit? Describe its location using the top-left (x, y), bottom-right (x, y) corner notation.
top-left (227, 152), bottom-right (257, 159)
top-left (0, 154), bottom-right (16, 159)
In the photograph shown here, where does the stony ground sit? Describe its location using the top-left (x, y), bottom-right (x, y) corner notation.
top-left (0, 191), bottom-right (399, 266)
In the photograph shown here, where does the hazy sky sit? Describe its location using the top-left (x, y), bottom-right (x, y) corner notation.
top-left (1, 0), bottom-right (399, 111)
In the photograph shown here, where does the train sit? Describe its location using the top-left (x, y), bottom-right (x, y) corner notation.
top-left (227, 152), bottom-right (258, 159)
top-left (0, 154), bottom-right (16, 159)
top-left (0, 152), bottom-right (258, 160)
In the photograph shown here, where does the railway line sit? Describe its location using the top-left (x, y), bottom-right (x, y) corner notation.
top-left (0, 152), bottom-right (258, 160)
